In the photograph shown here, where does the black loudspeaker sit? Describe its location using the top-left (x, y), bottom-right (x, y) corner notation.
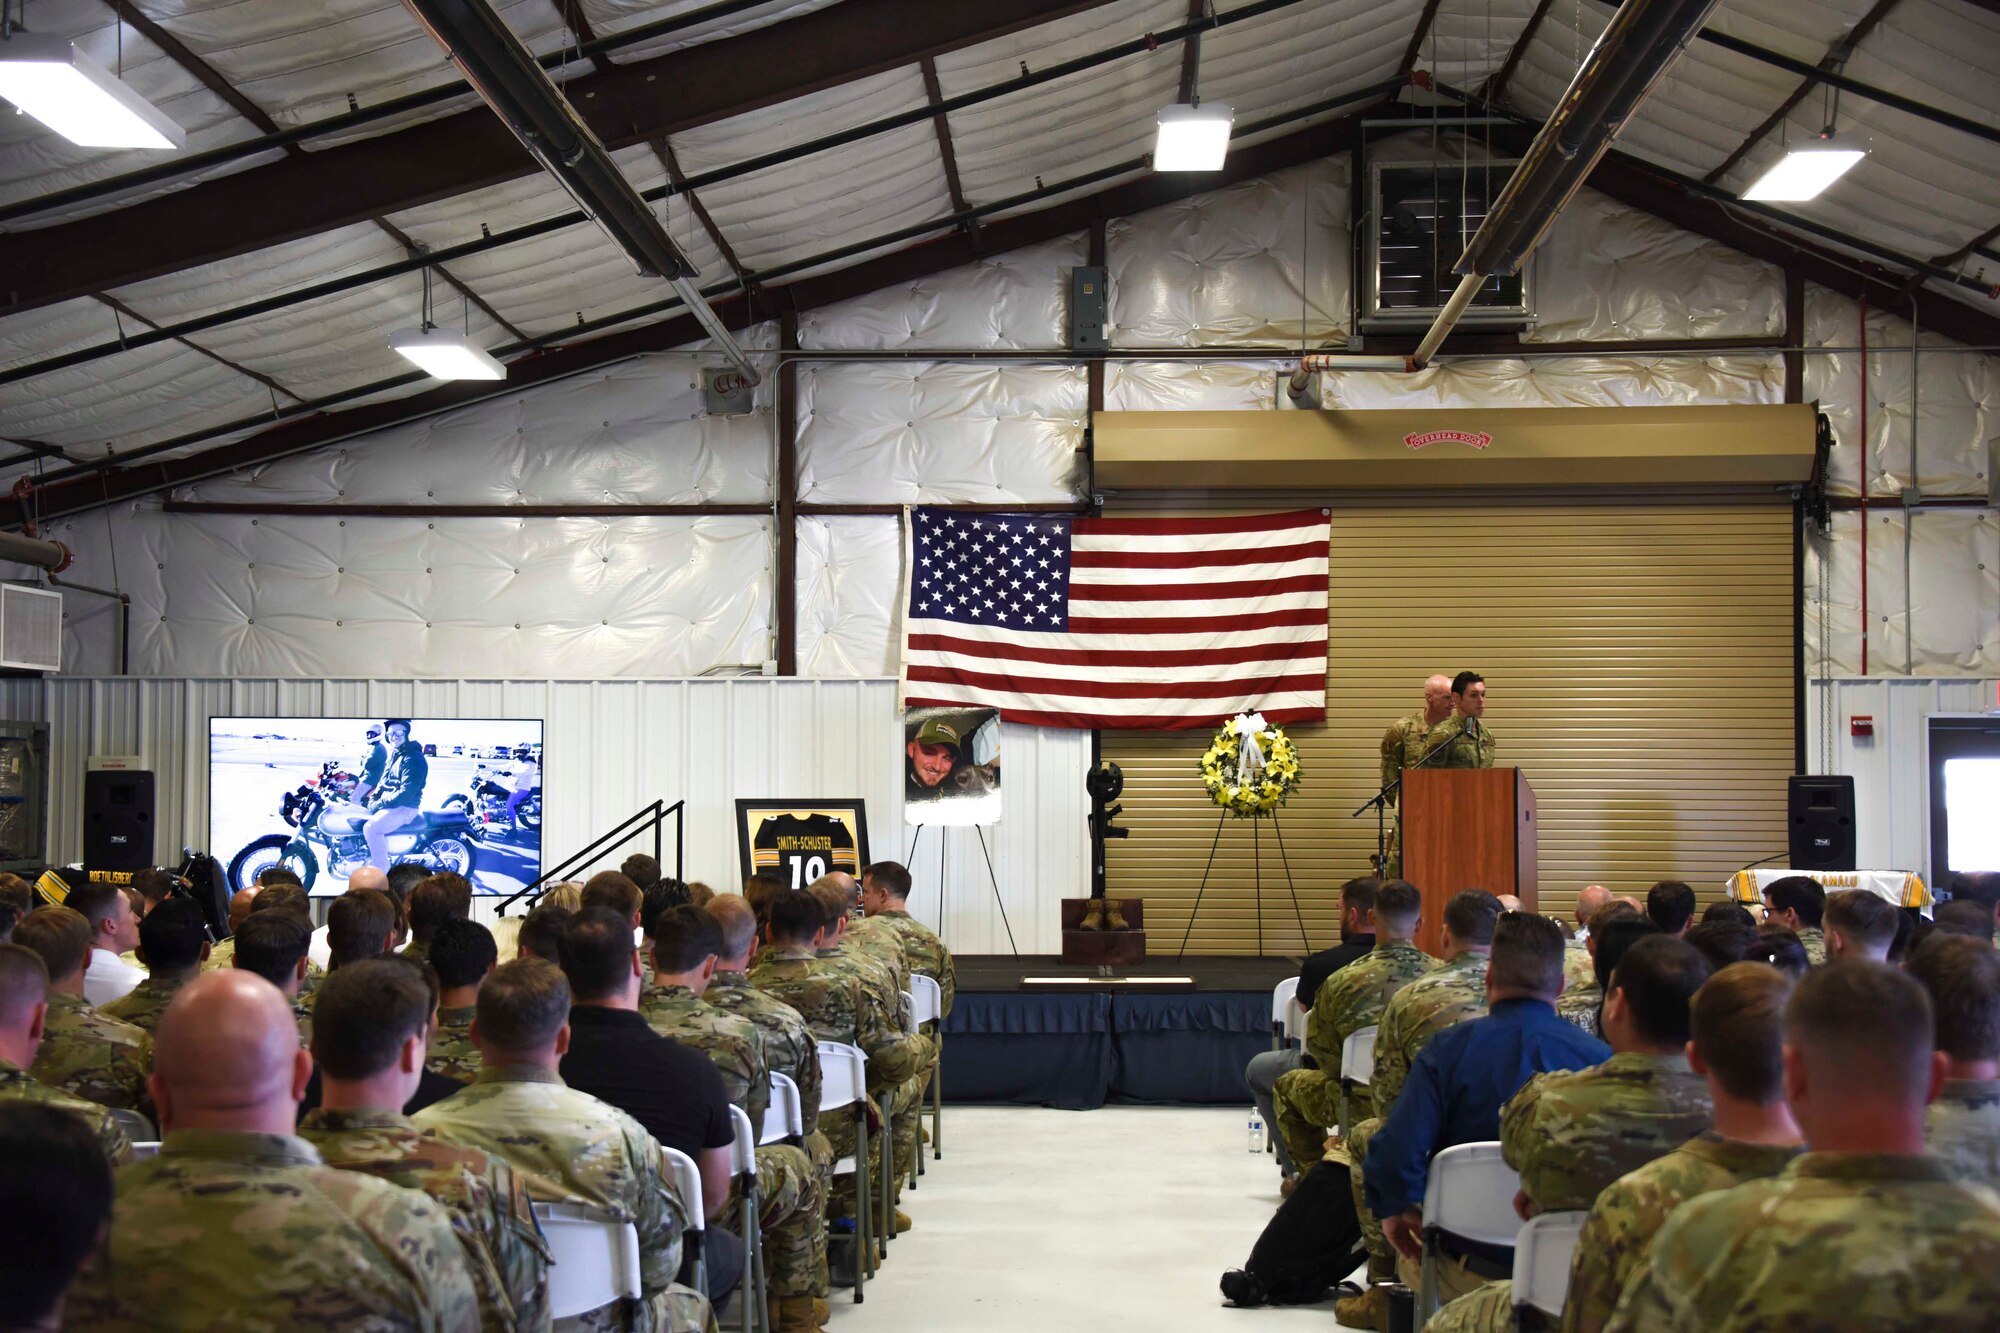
top-left (1788, 775), bottom-right (1856, 872)
top-left (84, 769), bottom-right (155, 873)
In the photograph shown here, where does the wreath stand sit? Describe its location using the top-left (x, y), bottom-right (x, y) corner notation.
top-left (1175, 810), bottom-right (1312, 959)
top-left (905, 821), bottom-right (1019, 956)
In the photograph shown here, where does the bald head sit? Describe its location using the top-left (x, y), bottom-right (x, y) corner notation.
top-left (151, 970), bottom-right (312, 1135)
top-left (1495, 894), bottom-right (1523, 913)
top-left (346, 866), bottom-right (389, 894)
top-left (1423, 674), bottom-right (1453, 721)
top-left (227, 887), bottom-right (260, 930)
top-left (1576, 885), bottom-right (1611, 926)
top-left (1613, 895), bottom-right (1643, 914)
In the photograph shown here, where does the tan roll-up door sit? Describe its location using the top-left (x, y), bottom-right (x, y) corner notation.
top-left (1102, 497), bottom-right (1795, 956)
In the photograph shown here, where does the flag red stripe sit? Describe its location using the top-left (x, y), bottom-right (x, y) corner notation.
top-left (1066, 608), bottom-right (1327, 634)
top-left (904, 699), bottom-right (1328, 730)
top-left (1070, 573), bottom-right (1328, 602)
top-left (906, 633), bottom-right (1327, 667)
top-left (1076, 510), bottom-right (1328, 537)
top-left (906, 664), bottom-right (1327, 701)
top-left (1070, 541), bottom-right (1327, 569)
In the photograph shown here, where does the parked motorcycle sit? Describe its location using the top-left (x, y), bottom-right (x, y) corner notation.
top-left (226, 760), bottom-right (479, 892)
top-left (441, 762), bottom-right (542, 840)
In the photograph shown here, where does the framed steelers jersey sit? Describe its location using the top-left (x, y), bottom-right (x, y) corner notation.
top-left (736, 798), bottom-right (870, 889)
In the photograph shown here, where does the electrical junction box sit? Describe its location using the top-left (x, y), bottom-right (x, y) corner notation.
top-left (701, 367), bottom-right (756, 416)
top-left (1069, 266), bottom-right (1108, 351)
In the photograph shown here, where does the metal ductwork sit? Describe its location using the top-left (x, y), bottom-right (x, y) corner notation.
top-left (397, 0), bottom-right (761, 386)
top-left (0, 530), bottom-right (72, 573)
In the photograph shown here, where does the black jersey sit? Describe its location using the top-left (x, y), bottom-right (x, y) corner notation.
top-left (750, 813), bottom-right (859, 888)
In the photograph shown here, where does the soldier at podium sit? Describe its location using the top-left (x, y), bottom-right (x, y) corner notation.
top-left (1421, 671), bottom-right (1497, 769)
top-left (1376, 674), bottom-right (1455, 878)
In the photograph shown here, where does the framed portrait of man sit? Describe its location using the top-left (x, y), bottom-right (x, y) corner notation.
top-left (735, 799), bottom-right (870, 889)
top-left (903, 705), bottom-right (1001, 827)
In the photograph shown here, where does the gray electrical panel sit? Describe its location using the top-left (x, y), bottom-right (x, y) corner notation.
top-left (0, 723), bottom-right (48, 875)
top-left (1069, 266), bottom-right (1108, 351)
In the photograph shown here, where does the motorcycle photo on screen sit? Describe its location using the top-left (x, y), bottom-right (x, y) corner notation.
top-left (226, 757), bottom-right (479, 892)
top-left (443, 746), bottom-right (541, 840)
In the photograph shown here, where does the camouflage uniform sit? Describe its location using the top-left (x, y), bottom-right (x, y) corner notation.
top-left (415, 1066), bottom-right (699, 1333)
top-left (1347, 950), bottom-right (1491, 1277)
top-left (31, 990), bottom-right (153, 1116)
top-left (1270, 941), bottom-right (1436, 1169)
top-left (1925, 1077), bottom-right (2000, 1189)
top-left (0, 1055), bottom-right (129, 1163)
top-left (201, 936), bottom-right (236, 971)
top-left (430, 1004), bottom-right (481, 1083)
top-left (859, 908), bottom-right (956, 1017)
top-left (1377, 711), bottom-right (1444, 877)
top-left (1605, 1153), bottom-right (2000, 1333)
top-left (1555, 981), bottom-right (1603, 1038)
top-left (1501, 1051), bottom-right (1713, 1214)
top-left (842, 922), bottom-right (910, 997)
top-left (1562, 937), bottom-right (1595, 992)
top-left (706, 971), bottom-right (824, 1138)
top-left (1421, 714), bottom-right (1497, 770)
top-left (99, 971), bottom-right (193, 1034)
top-left (815, 943), bottom-right (936, 1192)
top-left (299, 1106), bottom-right (553, 1332)
top-left (639, 983), bottom-right (770, 1125)
top-left (1798, 926), bottom-right (1828, 966)
top-left (65, 1128), bottom-right (482, 1332)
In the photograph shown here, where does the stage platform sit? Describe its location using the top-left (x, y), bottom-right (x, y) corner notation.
top-left (939, 955), bottom-right (1300, 1109)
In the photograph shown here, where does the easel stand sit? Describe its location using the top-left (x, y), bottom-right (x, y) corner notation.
top-left (1176, 811), bottom-right (1311, 959)
top-left (906, 822), bottom-right (1018, 956)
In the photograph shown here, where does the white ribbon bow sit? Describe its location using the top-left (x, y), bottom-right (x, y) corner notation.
top-left (1235, 711), bottom-right (1269, 782)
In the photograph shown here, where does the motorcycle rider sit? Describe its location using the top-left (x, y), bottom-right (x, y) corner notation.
top-left (362, 719), bottom-right (429, 871)
top-left (352, 722), bottom-right (387, 805)
top-left (504, 745), bottom-right (539, 828)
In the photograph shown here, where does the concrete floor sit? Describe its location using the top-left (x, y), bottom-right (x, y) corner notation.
top-left (824, 1106), bottom-right (1347, 1331)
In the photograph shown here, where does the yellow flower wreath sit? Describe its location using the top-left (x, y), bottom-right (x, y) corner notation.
top-left (1199, 715), bottom-right (1302, 819)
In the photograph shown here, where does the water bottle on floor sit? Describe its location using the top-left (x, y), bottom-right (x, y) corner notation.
top-left (1248, 1107), bottom-right (1264, 1152)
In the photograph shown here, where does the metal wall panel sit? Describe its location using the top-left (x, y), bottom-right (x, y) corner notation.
top-left (1104, 500), bottom-right (1796, 953)
top-left (0, 676), bottom-right (1084, 954)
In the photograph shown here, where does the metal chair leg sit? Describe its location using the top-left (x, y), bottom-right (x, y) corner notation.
top-left (740, 1179), bottom-right (761, 1333)
top-left (853, 1103), bottom-right (869, 1302)
top-left (932, 1042), bottom-right (943, 1161)
top-left (878, 1093), bottom-right (895, 1258)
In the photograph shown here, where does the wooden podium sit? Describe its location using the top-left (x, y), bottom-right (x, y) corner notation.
top-left (1403, 768), bottom-right (1538, 956)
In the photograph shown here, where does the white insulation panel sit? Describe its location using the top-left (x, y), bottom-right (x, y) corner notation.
top-left (1805, 506), bottom-right (2000, 679)
top-left (0, 675), bottom-right (1085, 955)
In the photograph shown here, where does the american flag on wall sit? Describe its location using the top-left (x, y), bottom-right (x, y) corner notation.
top-left (898, 506), bottom-right (1330, 729)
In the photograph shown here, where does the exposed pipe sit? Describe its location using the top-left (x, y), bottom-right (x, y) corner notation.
top-left (0, 529), bottom-right (72, 573)
top-left (1859, 295), bottom-right (1869, 674)
top-left (396, 0), bottom-right (760, 386)
top-left (1410, 272), bottom-right (1486, 369)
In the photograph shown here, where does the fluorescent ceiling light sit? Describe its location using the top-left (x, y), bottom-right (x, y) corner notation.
top-left (1153, 102), bottom-right (1234, 171)
top-left (390, 327), bottom-right (507, 381)
top-left (0, 32), bottom-right (185, 150)
top-left (1742, 134), bottom-right (1867, 202)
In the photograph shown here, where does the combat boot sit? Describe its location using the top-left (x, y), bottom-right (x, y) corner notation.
top-left (1103, 899), bottom-right (1131, 930)
top-left (1333, 1283), bottom-right (1387, 1331)
top-left (1078, 899), bottom-right (1105, 931)
top-left (893, 1207), bottom-right (913, 1233)
top-left (775, 1295), bottom-right (827, 1332)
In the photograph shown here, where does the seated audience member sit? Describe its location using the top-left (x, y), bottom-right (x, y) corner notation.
top-left (1645, 882), bottom-right (1697, 938)
top-left (623, 853), bottom-right (664, 892)
top-left (1564, 886), bottom-right (1613, 988)
top-left (705, 894), bottom-right (825, 1140)
top-left (128, 867), bottom-right (177, 920)
top-left (1337, 890), bottom-right (1502, 1323)
top-left (809, 875), bottom-right (909, 999)
top-left (426, 918), bottom-right (496, 1083)
top-left (314, 866), bottom-right (390, 967)
top-left (300, 958), bottom-right (550, 1330)
top-left (230, 910), bottom-right (314, 1044)
top-left (1907, 935), bottom-right (2000, 1188)
top-left (201, 886), bottom-right (261, 971)
top-left (683, 881), bottom-right (715, 909)
top-left (258, 865), bottom-right (304, 889)
top-left (1559, 964), bottom-right (1802, 1333)
top-left (641, 879), bottom-right (680, 943)
top-left (65, 971), bottom-right (477, 1329)
top-left (858, 859), bottom-right (959, 1018)
top-left (1684, 920), bottom-right (1756, 972)
top-left (0, 899), bottom-right (20, 945)
top-left (1761, 875), bottom-right (1827, 964)
top-left (404, 873), bottom-right (474, 962)
top-left (514, 900), bottom-right (572, 963)
top-left (101, 898), bottom-right (209, 1033)
top-left (297, 955), bottom-right (463, 1120)
top-left (1949, 871), bottom-right (2000, 931)
top-left (1823, 889), bottom-right (1900, 961)
top-left (12, 907), bottom-right (152, 1115)
top-left (643, 906), bottom-right (769, 1123)
top-left (1752, 924), bottom-right (1811, 979)
top-left (63, 882), bottom-right (145, 1008)
top-left (1359, 913), bottom-right (1610, 1317)
top-left (1934, 899), bottom-right (1996, 944)
top-left (1701, 900), bottom-right (1756, 928)
top-left (416, 958), bottom-right (709, 1331)
top-left (0, 945), bottom-right (129, 1162)
top-left (325, 887), bottom-right (398, 971)
top-left (0, 872), bottom-right (34, 914)
top-left (742, 870), bottom-right (790, 926)
top-left (1608, 962), bottom-right (2000, 1331)
top-left (1558, 904), bottom-right (1652, 1038)
top-left (537, 881), bottom-right (584, 914)
top-left (1271, 879), bottom-right (1433, 1181)
top-left (581, 870), bottom-right (644, 924)
top-left (0, 1101), bottom-right (115, 1331)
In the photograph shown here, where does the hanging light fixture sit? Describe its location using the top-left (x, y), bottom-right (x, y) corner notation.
top-left (1742, 130), bottom-right (1868, 201)
top-left (389, 259), bottom-right (507, 381)
top-left (0, 23), bottom-right (185, 151)
top-left (1152, 7), bottom-right (1232, 172)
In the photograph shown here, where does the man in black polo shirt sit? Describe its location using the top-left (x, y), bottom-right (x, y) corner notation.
top-left (556, 907), bottom-right (745, 1312)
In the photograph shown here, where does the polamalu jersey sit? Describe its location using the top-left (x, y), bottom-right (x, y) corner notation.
top-left (750, 813), bottom-right (859, 889)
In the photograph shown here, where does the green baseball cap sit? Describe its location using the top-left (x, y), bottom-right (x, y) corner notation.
top-left (914, 718), bottom-right (962, 752)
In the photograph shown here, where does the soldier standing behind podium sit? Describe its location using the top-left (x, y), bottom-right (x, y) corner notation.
top-left (1422, 672), bottom-right (1498, 770)
top-left (1377, 674), bottom-right (1454, 878)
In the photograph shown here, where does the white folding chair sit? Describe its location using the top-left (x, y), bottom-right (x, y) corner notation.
top-left (660, 1144), bottom-right (707, 1297)
top-left (1418, 1142), bottom-right (1523, 1321)
top-left (1337, 1024), bottom-right (1378, 1135)
top-left (531, 1201), bottom-right (643, 1321)
top-left (818, 1040), bottom-right (873, 1302)
top-left (1271, 976), bottom-right (1302, 1049)
top-left (728, 1105), bottom-right (763, 1333)
top-left (107, 1106), bottom-right (156, 1143)
top-left (909, 974), bottom-right (944, 1171)
top-left (128, 1140), bottom-right (161, 1161)
top-left (1512, 1210), bottom-right (1588, 1323)
top-left (761, 1071), bottom-right (804, 1146)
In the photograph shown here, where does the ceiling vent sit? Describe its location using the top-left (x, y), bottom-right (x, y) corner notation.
top-left (1363, 160), bottom-right (1533, 329)
top-left (0, 586), bottom-right (62, 673)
